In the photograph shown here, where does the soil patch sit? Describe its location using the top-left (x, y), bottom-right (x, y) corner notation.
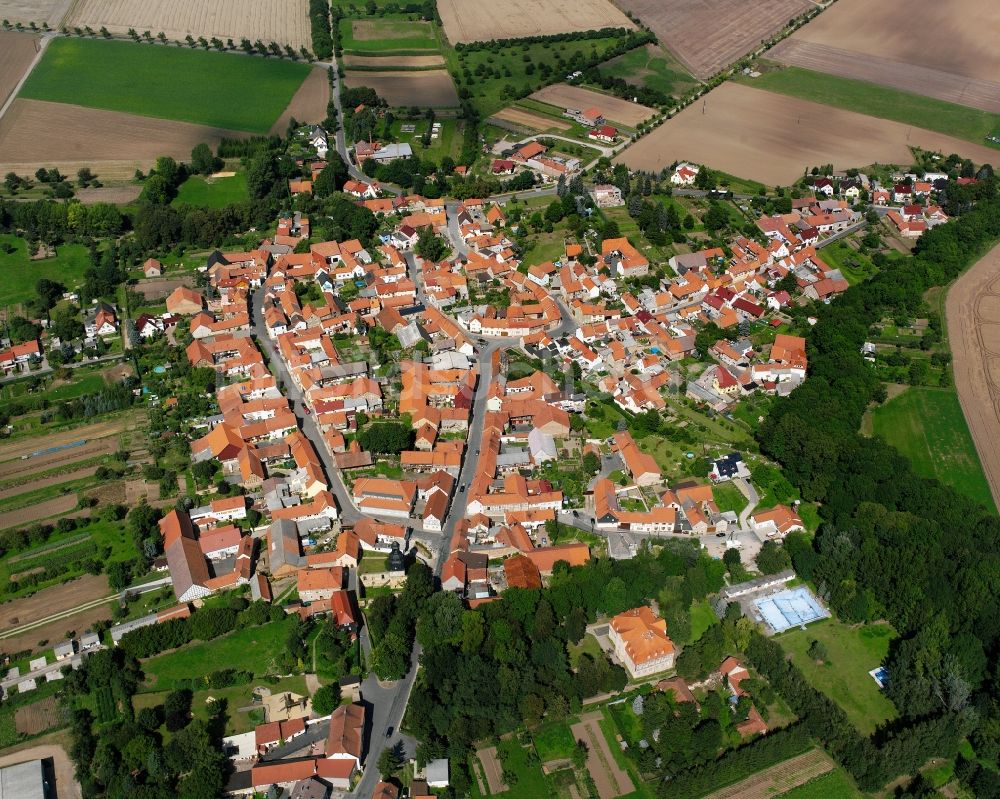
top-left (612, 0), bottom-right (810, 79)
top-left (14, 695), bottom-right (60, 735)
top-left (0, 438), bottom-right (118, 481)
top-left (945, 241), bottom-right (1000, 508)
top-left (701, 749), bottom-right (835, 799)
top-left (570, 711), bottom-right (634, 799)
top-left (0, 494), bottom-right (78, 529)
top-left (530, 83), bottom-right (654, 127)
top-left (616, 82), bottom-right (1000, 185)
top-left (0, 466), bottom-right (98, 501)
top-left (0, 416), bottom-right (130, 462)
top-left (342, 70), bottom-right (459, 108)
top-left (476, 745), bottom-right (508, 794)
top-left (492, 106), bottom-right (570, 132)
top-left (0, 573), bottom-right (110, 638)
top-left (73, 185), bottom-right (142, 204)
top-left (342, 54), bottom-right (445, 69)
top-left (438, 0), bottom-right (634, 44)
top-left (269, 65), bottom-right (331, 136)
top-left (133, 274), bottom-right (197, 300)
top-left (0, 32), bottom-right (39, 109)
top-left (0, 98), bottom-right (248, 180)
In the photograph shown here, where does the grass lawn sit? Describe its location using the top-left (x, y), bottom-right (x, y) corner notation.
top-left (870, 386), bottom-right (995, 510)
top-left (0, 235), bottom-right (91, 308)
top-left (478, 738), bottom-right (550, 798)
top-left (712, 482), bottom-right (746, 514)
top-left (601, 44), bottom-right (695, 97)
top-left (173, 172), bottom-right (248, 207)
top-left (20, 38), bottom-right (309, 133)
top-left (339, 17), bottom-right (437, 53)
top-left (358, 554), bottom-right (389, 574)
top-left (141, 619), bottom-right (294, 690)
top-left (776, 767), bottom-right (863, 799)
top-left (745, 66), bottom-right (1000, 149)
top-left (689, 599), bottom-right (718, 641)
top-left (568, 633), bottom-right (603, 669)
top-left (521, 231), bottom-right (568, 266)
top-left (777, 618), bottom-right (897, 735)
top-left (387, 117), bottom-right (462, 164)
top-left (532, 720), bottom-right (576, 761)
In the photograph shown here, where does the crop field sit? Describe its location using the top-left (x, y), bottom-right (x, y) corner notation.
top-left (612, 0), bottom-right (811, 79)
top-left (20, 38), bottom-right (309, 132)
top-left (0, 0), bottom-right (71, 26)
top-left (871, 385), bottom-right (995, 510)
top-left (699, 750), bottom-right (837, 799)
top-left (745, 66), bottom-right (1000, 148)
top-left (340, 18), bottom-right (437, 53)
top-left (616, 83), bottom-right (1000, 185)
top-left (0, 32), bottom-right (38, 109)
top-left (343, 70), bottom-right (459, 108)
top-left (778, 619), bottom-right (897, 735)
top-left (530, 83), bottom-right (655, 127)
top-left (775, 768), bottom-right (862, 799)
top-left (437, 0), bottom-right (633, 44)
top-left (13, 696), bottom-right (59, 735)
top-left (173, 172), bottom-right (248, 207)
top-left (601, 44), bottom-right (696, 97)
top-left (772, 0), bottom-right (1000, 113)
top-left (64, 0), bottom-right (311, 48)
top-left (0, 99), bottom-right (248, 182)
top-left (0, 234), bottom-right (91, 308)
top-left (492, 105), bottom-right (570, 133)
top-left (269, 65), bottom-right (331, 135)
top-left (343, 54), bottom-right (445, 69)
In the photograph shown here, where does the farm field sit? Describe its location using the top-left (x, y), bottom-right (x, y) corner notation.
top-left (0, 573), bottom-right (109, 642)
top-left (64, 0), bottom-right (310, 48)
top-left (339, 18), bottom-right (437, 53)
top-left (268, 65), bottom-right (331, 135)
top-left (870, 385), bottom-right (995, 509)
top-left (744, 67), bottom-right (1000, 148)
top-left (530, 83), bottom-right (655, 127)
top-left (775, 767), bottom-right (863, 799)
top-left (492, 105), bottom-right (571, 133)
top-left (20, 38), bottom-right (309, 132)
top-left (616, 83), bottom-right (1000, 185)
top-left (173, 172), bottom-right (248, 208)
top-left (601, 44), bottom-right (696, 97)
top-left (438, 0), bottom-right (633, 44)
top-left (0, 0), bottom-right (71, 25)
top-left (777, 619), bottom-right (897, 735)
top-left (0, 234), bottom-right (91, 308)
top-left (612, 0), bottom-right (811, 79)
top-left (0, 99), bottom-right (248, 180)
top-left (343, 70), bottom-right (459, 108)
top-left (0, 32), bottom-right (38, 108)
top-left (944, 243), bottom-right (1000, 509)
top-left (699, 749), bottom-right (838, 799)
top-left (343, 54), bottom-right (445, 69)
top-left (772, 0), bottom-right (1000, 112)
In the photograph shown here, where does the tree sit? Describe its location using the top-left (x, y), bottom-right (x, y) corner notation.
top-left (164, 688), bottom-right (193, 732)
top-left (377, 744), bottom-right (403, 777)
top-left (807, 639), bottom-right (828, 663)
top-left (572, 739), bottom-right (588, 769)
top-left (34, 278), bottom-right (65, 312)
top-left (755, 540), bottom-right (791, 574)
top-left (358, 422), bottom-right (412, 454)
top-left (245, 150), bottom-right (279, 199)
top-left (582, 451), bottom-right (600, 475)
top-left (311, 684), bottom-right (339, 715)
top-left (107, 560), bottom-right (132, 592)
top-left (415, 225), bottom-right (449, 262)
top-left (190, 143), bottom-right (221, 175)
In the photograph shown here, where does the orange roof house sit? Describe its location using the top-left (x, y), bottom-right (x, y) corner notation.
top-left (166, 286), bottom-right (206, 315)
top-left (503, 554), bottom-right (542, 590)
top-left (609, 606), bottom-right (675, 678)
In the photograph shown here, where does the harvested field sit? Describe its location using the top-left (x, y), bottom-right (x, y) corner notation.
top-left (769, 39), bottom-right (1000, 115)
top-left (781, 0), bottom-right (1000, 83)
top-left (133, 275), bottom-right (197, 300)
top-left (0, 466), bottom-right (98, 501)
top-left (343, 70), bottom-right (459, 108)
top-left (617, 83), bottom-right (1000, 185)
top-left (0, 439), bottom-right (117, 481)
top-left (613, 0), bottom-right (810, 79)
top-left (0, 0), bottom-right (72, 26)
top-left (269, 65), bottom-right (331, 136)
top-left (0, 741), bottom-right (81, 799)
top-left (0, 99), bottom-right (246, 180)
top-left (571, 711), bottom-right (634, 799)
top-left (946, 241), bottom-right (1000, 509)
top-left (475, 746), bottom-right (508, 795)
top-left (438, 0), bottom-right (634, 44)
top-left (73, 185), bottom-right (142, 204)
top-left (0, 32), bottom-right (39, 109)
top-left (0, 573), bottom-right (109, 634)
top-left (0, 416), bottom-right (130, 462)
top-left (352, 18), bottom-right (433, 42)
top-left (342, 54), bottom-right (445, 69)
top-left (14, 696), bottom-right (60, 735)
top-left (492, 106), bottom-right (570, 132)
top-left (701, 749), bottom-right (835, 799)
top-left (530, 83), bottom-right (655, 127)
top-left (64, 0), bottom-right (310, 48)
top-left (0, 494), bottom-right (78, 529)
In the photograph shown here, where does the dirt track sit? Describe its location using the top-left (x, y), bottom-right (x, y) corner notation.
top-left (530, 84), bottom-right (655, 127)
top-left (0, 740), bottom-right (81, 799)
top-left (343, 70), bottom-right (459, 108)
top-left (701, 749), bottom-right (834, 799)
top-left (945, 241), bottom-right (1000, 509)
top-left (769, 39), bottom-right (1000, 114)
top-left (438, 0), bottom-right (634, 44)
top-left (617, 83), bottom-right (1000, 185)
top-left (269, 65), bottom-right (330, 136)
top-left (613, 0), bottom-right (810, 79)
top-left (0, 98), bottom-right (246, 178)
top-left (0, 32), bottom-right (39, 109)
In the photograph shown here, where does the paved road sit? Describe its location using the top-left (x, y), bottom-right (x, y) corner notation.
top-left (734, 477), bottom-right (760, 530)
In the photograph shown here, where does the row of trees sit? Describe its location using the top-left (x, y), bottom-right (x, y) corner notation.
top-left (308, 0), bottom-right (333, 59)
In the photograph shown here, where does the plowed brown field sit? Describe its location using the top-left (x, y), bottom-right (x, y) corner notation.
top-left (530, 83), bottom-right (655, 127)
top-left (343, 70), bottom-right (459, 108)
top-left (0, 98), bottom-right (246, 177)
top-left (0, 32), bottom-right (38, 108)
top-left (617, 83), bottom-right (1000, 184)
top-left (269, 65), bottom-right (331, 135)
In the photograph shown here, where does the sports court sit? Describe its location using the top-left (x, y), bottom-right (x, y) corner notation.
top-left (753, 586), bottom-right (828, 633)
